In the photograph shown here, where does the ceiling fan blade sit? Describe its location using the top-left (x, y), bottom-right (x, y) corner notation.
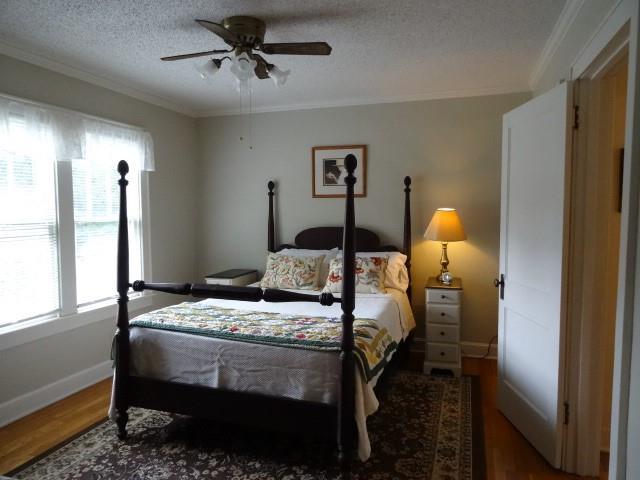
top-left (196, 19), bottom-right (241, 45)
top-left (261, 42), bottom-right (332, 55)
top-left (161, 50), bottom-right (228, 61)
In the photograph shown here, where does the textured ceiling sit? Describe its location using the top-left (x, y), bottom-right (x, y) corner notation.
top-left (0, 0), bottom-right (566, 116)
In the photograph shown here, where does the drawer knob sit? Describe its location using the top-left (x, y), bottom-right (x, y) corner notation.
top-left (441, 295), bottom-right (446, 299)
top-left (440, 351), bottom-right (445, 356)
top-left (440, 331), bottom-right (445, 336)
top-left (440, 312), bottom-right (445, 316)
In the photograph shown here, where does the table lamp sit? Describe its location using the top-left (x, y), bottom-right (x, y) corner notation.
top-left (424, 208), bottom-right (467, 284)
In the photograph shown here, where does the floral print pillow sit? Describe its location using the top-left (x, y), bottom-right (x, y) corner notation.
top-left (260, 252), bottom-right (325, 290)
top-left (323, 256), bottom-right (388, 294)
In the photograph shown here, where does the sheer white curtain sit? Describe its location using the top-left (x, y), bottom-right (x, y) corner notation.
top-left (0, 94), bottom-right (154, 325)
top-left (0, 96), bottom-right (155, 169)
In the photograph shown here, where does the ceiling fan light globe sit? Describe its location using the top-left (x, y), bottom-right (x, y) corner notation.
top-left (230, 52), bottom-right (257, 81)
top-left (268, 66), bottom-right (290, 87)
top-left (194, 59), bottom-right (219, 82)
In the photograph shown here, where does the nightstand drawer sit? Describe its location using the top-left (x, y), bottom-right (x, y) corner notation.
top-left (427, 289), bottom-right (462, 304)
top-left (426, 342), bottom-right (459, 363)
top-left (427, 324), bottom-right (459, 343)
top-left (427, 304), bottom-right (460, 324)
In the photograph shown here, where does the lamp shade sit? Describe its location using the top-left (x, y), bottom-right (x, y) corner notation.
top-left (424, 208), bottom-right (467, 242)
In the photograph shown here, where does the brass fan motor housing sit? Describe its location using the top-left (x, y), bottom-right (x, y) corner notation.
top-left (222, 16), bottom-right (266, 47)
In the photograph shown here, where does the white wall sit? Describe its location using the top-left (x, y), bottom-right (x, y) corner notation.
top-left (196, 92), bottom-right (529, 346)
top-left (0, 53), bottom-right (198, 423)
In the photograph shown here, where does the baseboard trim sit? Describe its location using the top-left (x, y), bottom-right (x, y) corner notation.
top-left (0, 360), bottom-right (112, 427)
top-left (460, 341), bottom-right (498, 359)
top-left (408, 337), bottom-right (497, 360)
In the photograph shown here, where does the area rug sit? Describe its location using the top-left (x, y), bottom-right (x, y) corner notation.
top-left (9, 371), bottom-right (484, 479)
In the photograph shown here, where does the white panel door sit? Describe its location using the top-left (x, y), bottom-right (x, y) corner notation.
top-left (498, 82), bottom-right (572, 467)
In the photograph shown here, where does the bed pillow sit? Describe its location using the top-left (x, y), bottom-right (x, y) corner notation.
top-left (278, 247), bottom-right (339, 286)
top-left (357, 251), bottom-right (409, 292)
top-left (260, 252), bottom-right (325, 290)
top-left (335, 251), bottom-right (409, 291)
top-left (323, 256), bottom-right (388, 294)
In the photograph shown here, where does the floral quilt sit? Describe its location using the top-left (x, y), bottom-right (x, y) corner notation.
top-left (129, 301), bottom-right (398, 382)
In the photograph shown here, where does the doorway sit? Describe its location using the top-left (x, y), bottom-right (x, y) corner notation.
top-left (564, 45), bottom-right (629, 477)
top-left (595, 54), bottom-right (627, 475)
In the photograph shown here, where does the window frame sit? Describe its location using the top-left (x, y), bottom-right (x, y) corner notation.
top-left (0, 137), bottom-right (152, 345)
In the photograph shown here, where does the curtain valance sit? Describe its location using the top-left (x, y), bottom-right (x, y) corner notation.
top-left (0, 95), bottom-right (155, 171)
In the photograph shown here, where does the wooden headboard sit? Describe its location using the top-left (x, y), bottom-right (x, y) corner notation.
top-left (267, 176), bottom-right (413, 299)
top-left (277, 226), bottom-right (400, 252)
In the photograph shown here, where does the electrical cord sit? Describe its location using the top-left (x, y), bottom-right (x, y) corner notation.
top-left (480, 334), bottom-right (498, 359)
top-left (460, 334), bottom-right (498, 359)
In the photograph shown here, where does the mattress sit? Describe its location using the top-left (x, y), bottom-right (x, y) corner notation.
top-left (111, 287), bottom-right (415, 460)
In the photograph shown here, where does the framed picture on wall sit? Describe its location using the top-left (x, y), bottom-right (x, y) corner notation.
top-left (312, 145), bottom-right (367, 198)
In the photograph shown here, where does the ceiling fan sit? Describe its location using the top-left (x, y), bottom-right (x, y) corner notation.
top-left (161, 16), bottom-right (332, 86)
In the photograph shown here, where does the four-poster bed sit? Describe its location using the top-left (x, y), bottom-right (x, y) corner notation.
top-left (112, 155), bottom-right (413, 469)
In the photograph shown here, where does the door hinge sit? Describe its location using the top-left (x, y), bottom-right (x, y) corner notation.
top-left (563, 402), bottom-right (570, 425)
top-left (493, 274), bottom-right (505, 300)
top-left (573, 105), bottom-right (580, 129)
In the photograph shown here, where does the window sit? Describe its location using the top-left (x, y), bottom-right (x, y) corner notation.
top-left (0, 98), bottom-right (153, 328)
top-left (73, 133), bottom-right (143, 305)
top-left (0, 116), bottom-right (59, 323)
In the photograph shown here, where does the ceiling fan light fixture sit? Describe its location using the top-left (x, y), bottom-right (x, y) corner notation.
top-left (230, 52), bottom-right (257, 82)
top-left (268, 65), bottom-right (290, 87)
top-left (194, 58), bottom-right (220, 81)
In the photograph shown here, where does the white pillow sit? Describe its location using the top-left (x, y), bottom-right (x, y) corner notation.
top-left (278, 247), bottom-right (339, 287)
top-left (336, 251), bottom-right (409, 291)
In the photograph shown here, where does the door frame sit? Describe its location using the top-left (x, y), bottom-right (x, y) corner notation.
top-left (563, 0), bottom-right (640, 477)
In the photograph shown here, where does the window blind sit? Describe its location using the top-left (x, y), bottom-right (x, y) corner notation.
top-left (0, 117), bottom-right (59, 325)
top-left (73, 132), bottom-right (143, 306)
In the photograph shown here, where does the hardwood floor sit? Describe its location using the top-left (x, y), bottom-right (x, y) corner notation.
top-left (0, 359), bottom-right (609, 478)
top-left (0, 379), bottom-right (111, 475)
top-left (463, 358), bottom-right (607, 480)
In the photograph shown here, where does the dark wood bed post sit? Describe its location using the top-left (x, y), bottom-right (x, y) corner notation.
top-left (403, 176), bottom-right (412, 301)
top-left (338, 154), bottom-right (357, 472)
top-left (114, 160), bottom-right (130, 439)
top-left (267, 181), bottom-right (275, 252)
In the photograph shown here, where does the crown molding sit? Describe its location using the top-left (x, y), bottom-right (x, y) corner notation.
top-left (0, 40), bottom-right (198, 117)
top-left (0, 39), bottom-right (529, 120)
top-left (528, 0), bottom-right (585, 91)
top-left (194, 84), bottom-right (530, 118)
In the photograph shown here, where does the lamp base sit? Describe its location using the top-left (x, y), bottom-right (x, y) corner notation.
top-left (437, 271), bottom-right (453, 285)
top-left (437, 242), bottom-right (452, 284)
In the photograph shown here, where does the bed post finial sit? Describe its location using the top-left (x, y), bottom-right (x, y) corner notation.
top-left (403, 176), bottom-right (412, 301)
top-left (338, 153), bottom-right (357, 472)
top-left (268, 181), bottom-right (276, 252)
top-left (117, 159), bottom-right (129, 176)
top-left (114, 160), bottom-right (130, 439)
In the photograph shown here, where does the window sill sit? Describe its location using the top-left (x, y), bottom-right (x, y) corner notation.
top-left (0, 293), bottom-right (156, 351)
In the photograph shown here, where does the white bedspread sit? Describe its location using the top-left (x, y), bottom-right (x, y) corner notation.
top-left (109, 288), bottom-right (415, 461)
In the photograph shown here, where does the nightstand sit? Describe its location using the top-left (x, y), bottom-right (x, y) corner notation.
top-left (424, 276), bottom-right (462, 376)
top-left (205, 269), bottom-right (258, 286)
